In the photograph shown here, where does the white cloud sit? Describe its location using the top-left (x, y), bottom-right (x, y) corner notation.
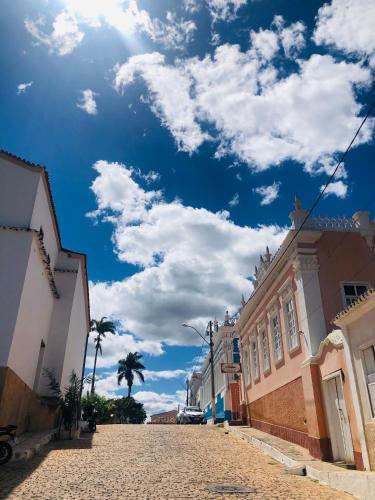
top-left (254, 182), bottom-right (280, 205)
top-left (144, 369), bottom-right (188, 381)
top-left (25, 10), bottom-right (84, 56)
top-left (273, 16), bottom-right (306, 58)
top-left (314, 0), bottom-right (375, 66)
top-left (92, 369), bottom-right (187, 400)
top-left (133, 390), bottom-right (186, 415)
top-left (151, 11), bottom-right (196, 50)
top-left (206, 0), bottom-right (247, 22)
top-left (17, 81), bottom-right (33, 94)
top-left (250, 28), bottom-right (279, 61)
top-left (113, 26), bottom-right (373, 172)
top-left (77, 89), bottom-right (98, 115)
top-left (229, 193), bottom-right (239, 207)
top-left (114, 53), bottom-right (207, 153)
top-left (85, 332), bottom-right (164, 370)
top-left (89, 161), bottom-right (286, 346)
top-left (321, 180), bottom-right (348, 198)
top-left (26, 1), bottom-right (196, 54)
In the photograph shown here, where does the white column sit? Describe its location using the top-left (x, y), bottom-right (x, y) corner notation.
top-left (293, 253), bottom-right (327, 356)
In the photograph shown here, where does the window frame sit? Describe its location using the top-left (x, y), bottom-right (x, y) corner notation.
top-left (250, 334), bottom-right (260, 381)
top-left (270, 310), bottom-right (284, 365)
top-left (340, 281), bottom-right (371, 308)
top-left (258, 324), bottom-right (271, 374)
top-left (283, 293), bottom-right (300, 353)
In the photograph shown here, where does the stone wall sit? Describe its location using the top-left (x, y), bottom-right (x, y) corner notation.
top-left (0, 367), bottom-right (58, 433)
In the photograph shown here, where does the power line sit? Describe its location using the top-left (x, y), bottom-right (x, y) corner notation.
top-left (249, 94), bottom-right (375, 302)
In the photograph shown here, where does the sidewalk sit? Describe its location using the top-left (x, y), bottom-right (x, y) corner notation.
top-left (11, 429), bottom-right (56, 461)
top-left (226, 424), bottom-right (375, 500)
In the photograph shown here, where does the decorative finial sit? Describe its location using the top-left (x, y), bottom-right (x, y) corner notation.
top-left (294, 194), bottom-right (302, 210)
top-left (265, 246), bottom-right (271, 262)
top-left (241, 294), bottom-right (246, 307)
top-left (260, 255), bottom-right (264, 264)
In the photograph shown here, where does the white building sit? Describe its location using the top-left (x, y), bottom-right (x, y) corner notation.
top-left (199, 312), bottom-right (242, 422)
top-left (0, 151), bottom-right (90, 433)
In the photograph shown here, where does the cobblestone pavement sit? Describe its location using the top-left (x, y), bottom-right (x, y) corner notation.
top-left (0, 425), bottom-right (351, 499)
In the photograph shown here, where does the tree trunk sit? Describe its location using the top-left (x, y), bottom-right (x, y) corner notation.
top-left (91, 345), bottom-right (99, 395)
top-left (127, 384), bottom-right (132, 398)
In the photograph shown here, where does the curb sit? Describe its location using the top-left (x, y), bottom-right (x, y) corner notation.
top-left (226, 425), bottom-right (375, 500)
top-left (12, 429), bottom-right (56, 462)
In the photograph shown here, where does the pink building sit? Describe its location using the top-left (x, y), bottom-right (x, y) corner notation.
top-left (238, 199), bottom-right (375, 470)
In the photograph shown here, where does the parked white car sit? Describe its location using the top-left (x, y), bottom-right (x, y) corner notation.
top-left (176, 406), bottom-right (206, 424)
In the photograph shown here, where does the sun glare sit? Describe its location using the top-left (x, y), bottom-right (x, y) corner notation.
top-left (61, 0), bottom-right (141, 34)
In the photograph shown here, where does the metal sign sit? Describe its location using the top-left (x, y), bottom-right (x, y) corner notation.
top-left (221, 363), bottom-right (242, 373)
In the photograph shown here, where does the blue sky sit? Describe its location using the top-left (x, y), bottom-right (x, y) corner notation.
top-left (1, 0), bottom-right (374, 414)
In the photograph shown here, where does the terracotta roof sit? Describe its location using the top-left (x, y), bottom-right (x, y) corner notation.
top-left (334, 288), bottom-right (375, 321)
top-left (0, 149), bottom-right (44, 169)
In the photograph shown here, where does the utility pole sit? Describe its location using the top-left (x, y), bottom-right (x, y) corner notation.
top-left (181, 321), bottom-right (216, 423)
top-left (208, 320), bottom-right (216, 423)
top-left (186, 378), bottom-right (189, 406)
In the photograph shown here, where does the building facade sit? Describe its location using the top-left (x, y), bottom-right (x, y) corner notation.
top-left (200, 313), bottom-right (242, 423)
top-left (150, 410), bottom-right (177, 424)
top-left (189, 371), bottom-right (202, 407)
top-left (335, 289), bottom-right (375, 471)
top-left (0, 151), bottom-right (90, 433)
top-left (238, 199), bottom-right (375, 469)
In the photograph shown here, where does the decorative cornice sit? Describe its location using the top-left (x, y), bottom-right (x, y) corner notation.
top-left (54, 268), bottom-right (78, 274)
top-left (302, 329), bottom-right (343, 366)
top-left (293, 253), bottom-right (319, 273)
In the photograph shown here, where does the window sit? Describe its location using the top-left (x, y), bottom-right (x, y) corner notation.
top-left (362, 345), bottom-right (375, 418)
top-left (242, 346), bottom-right (251, 386)
top-left (271, 315), bottom-right (283, 362)
top-left (342, 283), bottom-right (369, 307)
top-left (251, 338), bottom-right (259, 380)
top-left (285, 298), bottom-right (298, 351)
top-left (260, 329), bottom-right (270, 372)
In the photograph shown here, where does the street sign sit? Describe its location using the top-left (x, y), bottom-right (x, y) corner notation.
top-left (221, 363), bottom-right (242, 373)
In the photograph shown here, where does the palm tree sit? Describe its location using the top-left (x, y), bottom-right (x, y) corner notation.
top-left (90, 317), bottom-right (116, 394)
top-left (117, 352), bottom-right (145, 398)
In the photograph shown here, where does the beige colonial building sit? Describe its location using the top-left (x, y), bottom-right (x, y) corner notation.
top-left (335, 289), bottom-right (375, 471)
top-left (238, 198), bottom-right (375, 470)
top-left (0, 151), bottom-right (90, 433)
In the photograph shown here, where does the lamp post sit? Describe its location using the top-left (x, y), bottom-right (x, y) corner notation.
top-left (182, 322), bottom-right (216, 423)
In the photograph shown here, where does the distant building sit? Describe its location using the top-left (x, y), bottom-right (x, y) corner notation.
top-left (0, 151), bottom-right (90, 433)
top-left (150, 410), bottom-right (177, 424)
top-left (188, 371), bottom-right (202, 407)
top-left (199, 312), bottom-right (242, 423)
top-left (238, 198), bottom-right (375, 470)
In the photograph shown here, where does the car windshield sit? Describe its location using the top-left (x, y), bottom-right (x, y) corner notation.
top-left (186, 407), bottom-right (200, 412)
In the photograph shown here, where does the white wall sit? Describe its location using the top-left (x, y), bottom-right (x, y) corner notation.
top-left (60, 264), bottom-right (88, 389)
top-left (38, 266), bottom-right (78, 394)
top-left (0, 231), bottom-right (31, 366)
top-left (0, 158), bottom-right (39, 227)
top-left (7, 233), bottom-right (55, 388)
top-left (30, 178), bottom-right (59, 269)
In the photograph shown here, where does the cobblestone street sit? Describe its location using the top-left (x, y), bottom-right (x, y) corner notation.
top-left (0, 425), bottom-right (351, 499)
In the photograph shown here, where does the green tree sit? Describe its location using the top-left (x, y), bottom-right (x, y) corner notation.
top-left (81, 393), bottom-right (115, 424)
top-left (90, 317), bottom-right (116, 394)
top-left (117, 352), bottom-right (145, 398)
top-left (113, 397), bottom-right (147, 424)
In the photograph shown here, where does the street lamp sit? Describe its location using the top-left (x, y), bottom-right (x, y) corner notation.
top-left (182, 322), bottom-right (216, 423)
